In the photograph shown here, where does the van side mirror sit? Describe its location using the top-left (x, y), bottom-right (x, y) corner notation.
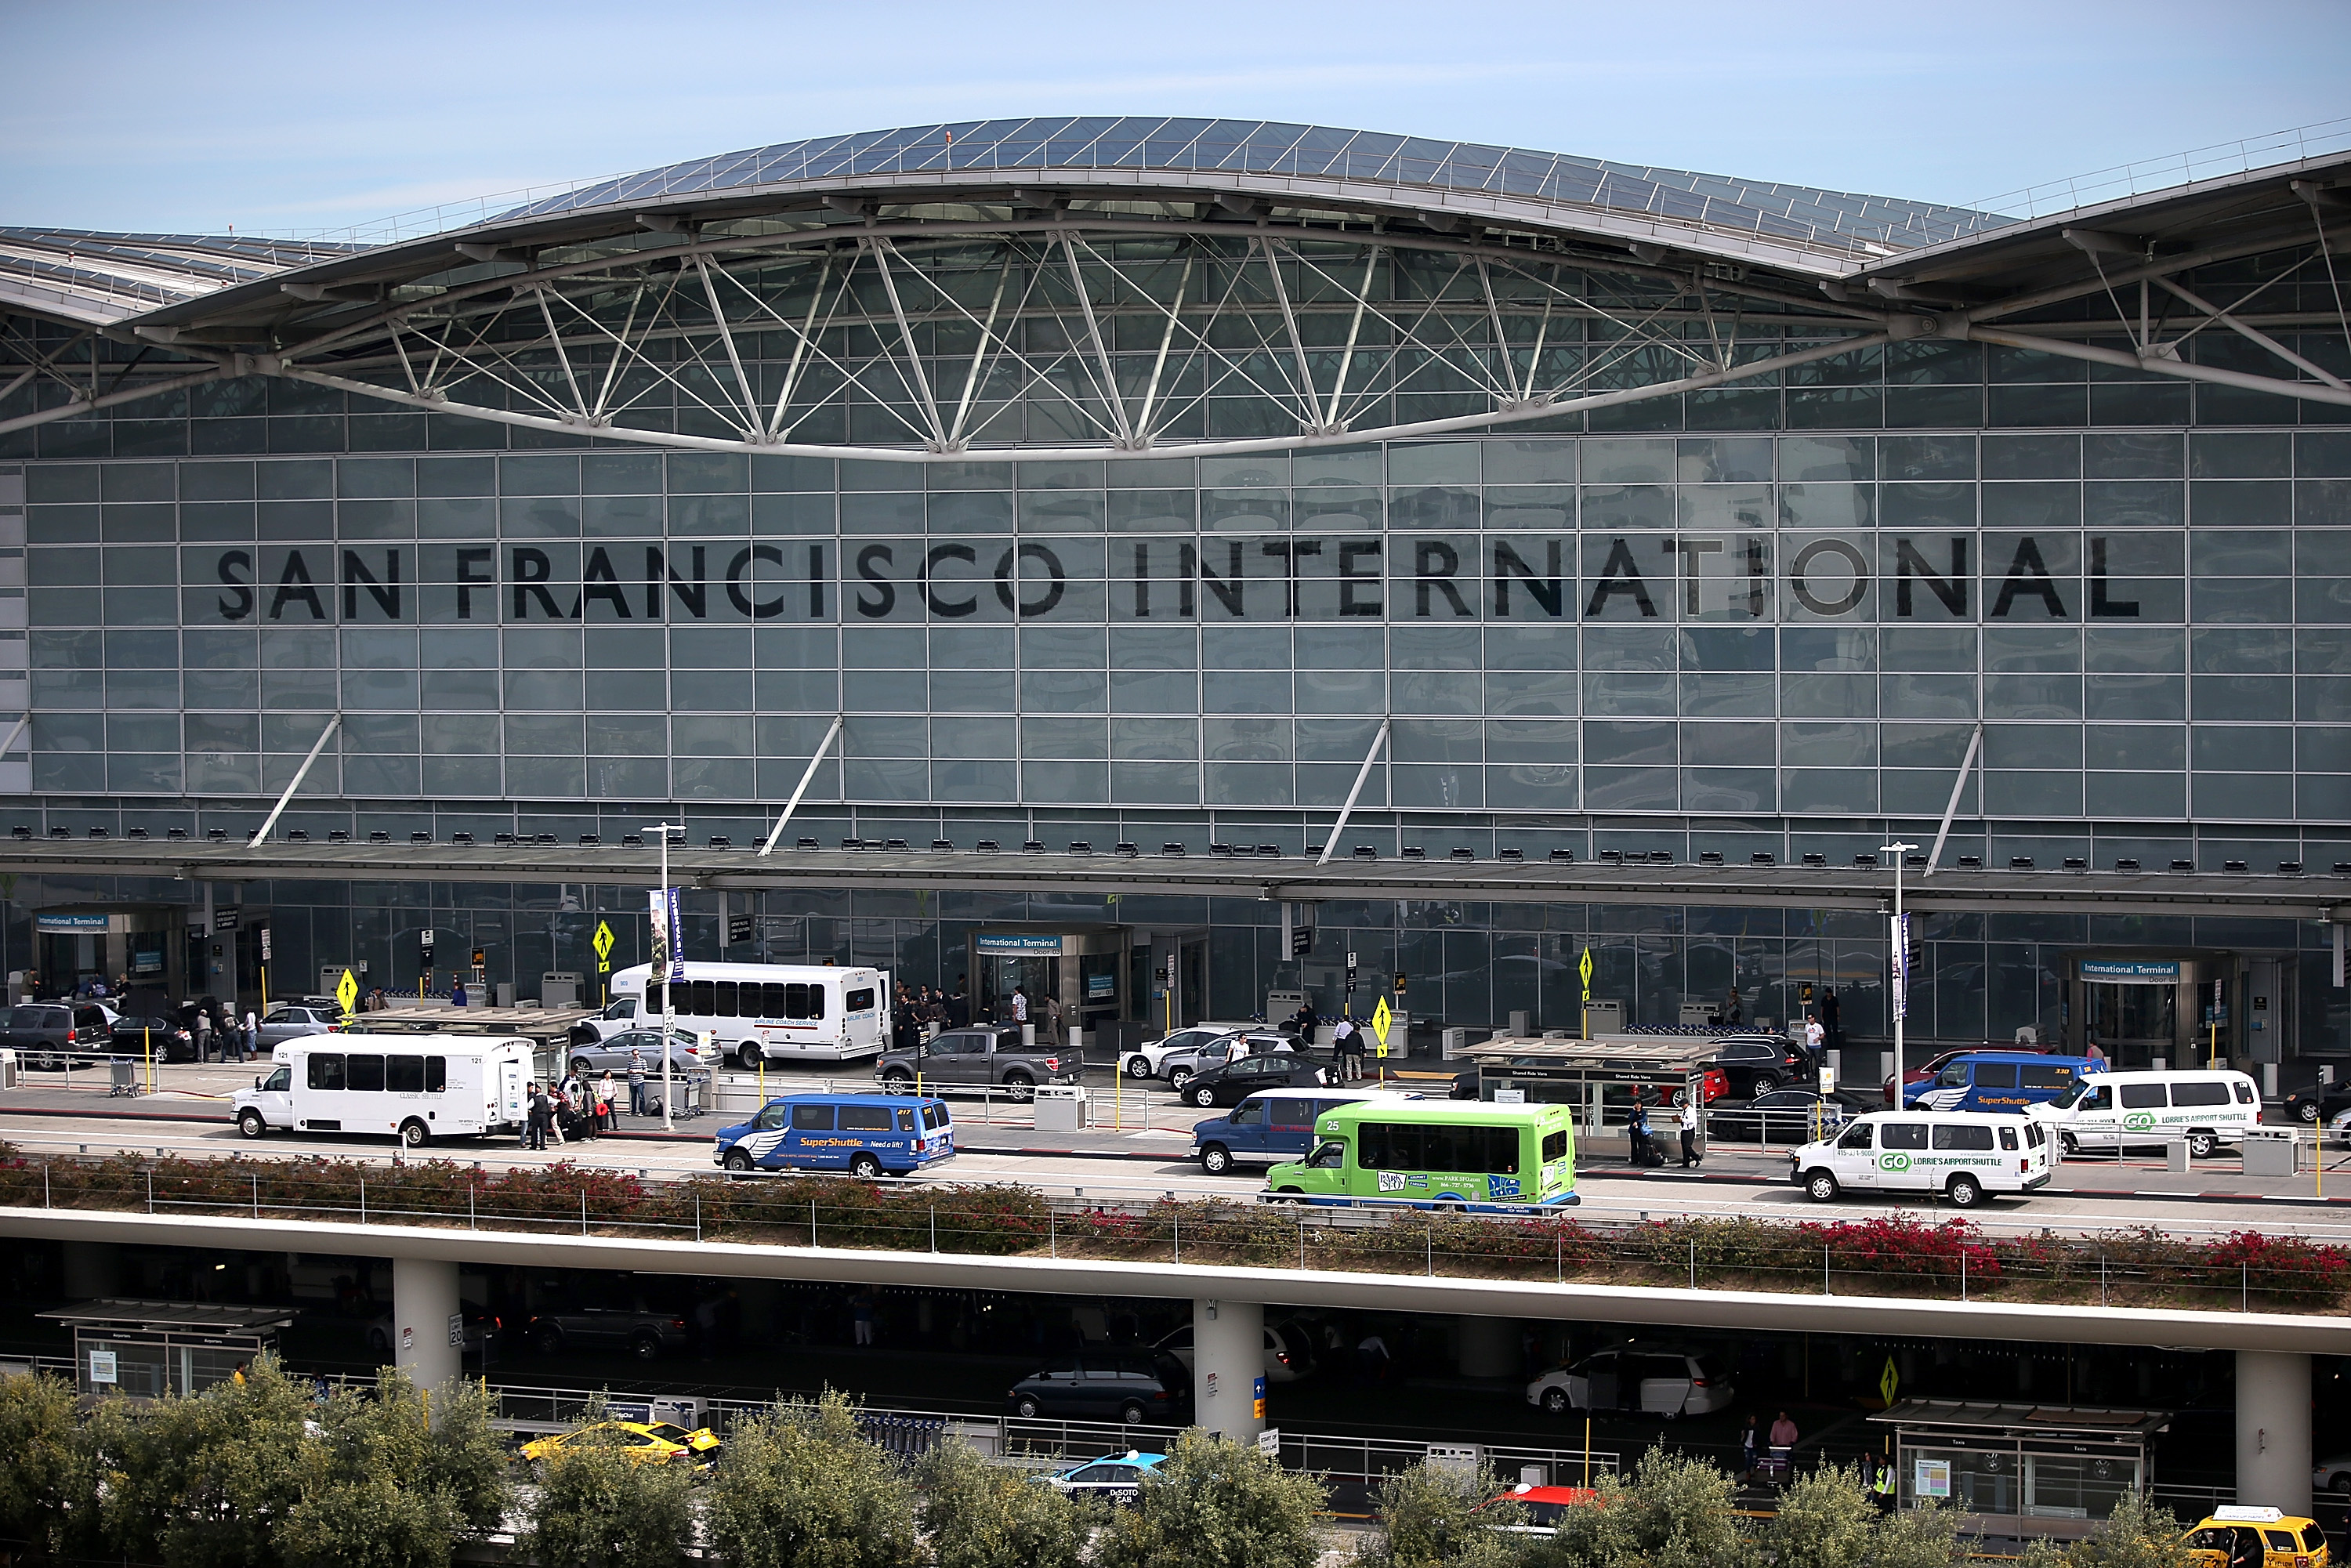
top-left (254, 1076), bottom-right (262, 1089)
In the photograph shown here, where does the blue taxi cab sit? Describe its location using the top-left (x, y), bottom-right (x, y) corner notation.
top-left (714, 1092), bottom-right (954, 1178)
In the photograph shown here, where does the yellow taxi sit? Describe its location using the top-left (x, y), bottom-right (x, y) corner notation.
top-left (519, 1420), bottom-right (722, 1468)
top-left (2186, 1506), bottom-right (2330, 1568)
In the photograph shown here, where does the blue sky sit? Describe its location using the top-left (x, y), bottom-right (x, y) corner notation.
top-left (3, 0), bottom-right (2348, 236)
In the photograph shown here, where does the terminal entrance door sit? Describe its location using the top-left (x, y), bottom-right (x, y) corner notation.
top-left (970, 929), bottom-right (1130, 1030)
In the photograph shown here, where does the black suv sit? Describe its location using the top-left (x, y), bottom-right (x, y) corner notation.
top-left (1709, 1035), bottom-right (1815, 1099)
top-left (1009, 1352), bottom-right (1192, 1425)
top-left (0, 1002), bottom-right (138, 1068)
top-left (1179, 1053), bottom-right (1328, 1108)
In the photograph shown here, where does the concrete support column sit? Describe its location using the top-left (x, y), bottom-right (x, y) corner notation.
top-left (391, 1256), bottom-right (462, 1396)
top-left (62, 1240), bottom-right (119, 1299)
top-left (1458, 1316), bottom-right (1519, 1379)
top-left (1191, 1298), bottom-right (1265, 1442)
top-left (2237, 1349), bottom-right (2313, 1516)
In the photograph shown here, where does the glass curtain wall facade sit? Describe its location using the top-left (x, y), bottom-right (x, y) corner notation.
top-left (2, 242), bottom-right (2347, 1054)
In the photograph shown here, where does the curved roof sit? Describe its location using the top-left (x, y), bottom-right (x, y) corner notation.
top-left (498, 116), bottom-right (2010, 256)
top-left (0, 227), bottom-right (357, 327)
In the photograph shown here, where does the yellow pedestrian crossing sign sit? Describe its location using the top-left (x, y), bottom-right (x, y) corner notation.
top-left (1879, 1356), bottom-right (1900, 1408)
top-left (335, 968), bottom-right (358, 1019)
top-left (592, 919), bottom-right (615, 972)
top-left (1370, 996), bottom-right (1393, 1056)
top-left (1578, 948), bottom-right (1593, 999)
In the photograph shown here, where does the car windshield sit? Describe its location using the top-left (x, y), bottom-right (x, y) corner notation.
top-left (645, 1423), bottom-right (693, 1442)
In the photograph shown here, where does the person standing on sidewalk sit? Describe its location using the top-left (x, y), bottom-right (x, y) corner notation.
top-left (1678, 1094), bottom-right (1702, 1168)
top-left (193, 1009), bottom-right (212, 1063)
top-left (241, 1009), bottom-right (258, 1061)
top-left (627, 1047), bottom-right (647, 1117)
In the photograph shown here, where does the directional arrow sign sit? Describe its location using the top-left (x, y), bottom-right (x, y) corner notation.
top-left (335, 968), bottom-right (358, 1019)
top-left (592, 920), bottom-right (615, 961)
top-left (1370, 996), bottom-right (1393, 1056)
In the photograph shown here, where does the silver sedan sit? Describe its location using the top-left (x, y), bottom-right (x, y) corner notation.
top-left (563, 1027), bottom-right (708, 1077)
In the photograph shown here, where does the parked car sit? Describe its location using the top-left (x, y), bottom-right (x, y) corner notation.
top-left (1476, 1483), bottom-right (1604, 1537)
top-left (2283, 1085), bottom-right (2351, 1126)
top-left (1008, 1352), bottom-right (1191, 1424)
top-left (89, 1012), bottom-right (197, 1063)
top-left (564, 1027), bottom-right (708, 1077)
top-left (1154, 1319), bottom-right (1312, 1382)
top-left (1, 1002), bottom-right (111, 1068)
top-left (1708, 1036), bottom-right (1814, 1099)
top-left (1163, 1030), bottom-right (1307, 1088)
top-left (1176, 1052), bottom-right (1328, 1107)
top-left (1121, 1021), bottom-right (1284, 1081)
top-left (1449, 1069), bottom-right (1480, 1100)
top-left (875, 1024), bottom-right (1079, 1102)
top-left (1525, 1347), bottom-right (1733, 1418)
top-left (2183, 1507), bottom-right (2328, 1568)
top-left (1038, 1450), bottom-right (1165, 1505)
top-left (524, 1302), bottom-right (693, 1360)
top-left (256, 1001), bottom-right (342, 1048)
top-left (368, 1302), bottom-right (501, 1356)
top-left (1704, 1088), bottom-right (1870, 1144)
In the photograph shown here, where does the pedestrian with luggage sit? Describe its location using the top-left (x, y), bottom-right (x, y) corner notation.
top-left (522, 1083), bottom-right (549, 1150)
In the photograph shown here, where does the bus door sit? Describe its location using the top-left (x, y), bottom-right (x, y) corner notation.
top-left (498, 1056), bottom-right (527, 1125)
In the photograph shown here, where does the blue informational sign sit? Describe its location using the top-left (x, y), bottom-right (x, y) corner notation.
top-left (2080, 959), bottom-right (2181, 983)
top-left (976, 933), bottom-right (1063, 954)
top-left (35, 914), bottom-right (109, 932)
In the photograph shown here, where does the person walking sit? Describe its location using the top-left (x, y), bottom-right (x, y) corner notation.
top-left (450, 980), bottom-right (468, 1008)
top-left (1768, 1410), bottom-right (1799, 1475)
top-left (1820, 987), bottom-right (1842, 1052)
top-left (1333, 1016), bottom-right (1361, 1081)
top-left (849, 1289), bottom-right (879, 1347)
top-left (1043, 993), bottom-right (1063, 1046)
top-left (1627, 1088), bottom-right (1651, 1166)
top-left (1722, 987), bottom-right (1744, 1027)
top-left (522, 1083), bottom-right (549, 1151)
top-left (1010, 987), bottom-right (1029, 1027)
top-left (627, 1047), bottom-right (647, 1118)
top-left (947, 980), bottom-right (970, 1029)
top-left (1803, 1012), bottom-right (1826, 1056)
top-left (1739, 1412), bottom-right (1760, 1479)
top-left (597, 1070), bottom-right (618, 1132)
top-left (1678, 1093), bottom-right (1702, 1168)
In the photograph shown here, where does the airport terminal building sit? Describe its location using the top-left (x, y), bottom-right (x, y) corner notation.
top-left (1, 118), bottom-right (2347, 1069)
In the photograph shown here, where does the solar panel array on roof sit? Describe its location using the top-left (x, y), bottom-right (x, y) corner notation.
top-left (495, 116), bottom-right (2010, 254)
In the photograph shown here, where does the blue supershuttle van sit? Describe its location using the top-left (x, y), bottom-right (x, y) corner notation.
top-left (714, 1092), bottom-right (954, 1177)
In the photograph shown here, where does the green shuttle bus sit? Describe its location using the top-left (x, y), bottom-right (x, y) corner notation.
top-left (1264, 1100), bottom-right (1579, 1210)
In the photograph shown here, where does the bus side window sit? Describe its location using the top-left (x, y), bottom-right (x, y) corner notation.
top-left (645, 982), bottom-right (663, 1012)
top-left (1483, 1126), bottom-right (1520, 1175)
top-left (713, 982), bottom-right (738, 1019)
top-left (839, 1105), bottom-right (891, 1132)
top-left (347, 1055), bottom-right (385, 1093)
top-left (425, 1057), bottom-right (446, 1094)
top-left (792, 1103), bottom-right (836, 1131)
top-left (688, 980), bottom-right (715, 1016)
top-left (763, 983), bottom-right (792, 1018)
top-left (386, 1055), bottom-right (423, 1093)
top-left (307, 1053), bottom-right (346, 1091)
top-left (843, 987), bottom-right (871, 1014)
top-left (1540, 1129), bottom-right (1569, 1163)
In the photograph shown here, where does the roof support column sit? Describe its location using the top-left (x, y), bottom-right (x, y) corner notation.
top-left (391, 1255), bottom-right (462, 1400)
top-left (2236, 1349), bottom-right (2312, 1516)
top-left (1192, 1297), bottom-right (1265, 1442)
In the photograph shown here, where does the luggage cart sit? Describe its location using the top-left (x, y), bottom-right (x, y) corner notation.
top-left (108, 1056), bottom-right (140, 1097)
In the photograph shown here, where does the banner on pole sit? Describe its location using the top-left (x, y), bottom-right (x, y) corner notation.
top-left (1889, 913), bottom-right (1911, 1020)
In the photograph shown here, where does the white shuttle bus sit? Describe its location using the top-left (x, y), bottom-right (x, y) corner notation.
top-left (233, 1034), bottom-right (534, 1147)
top-left (599, 962), bottom-right (891, 1066)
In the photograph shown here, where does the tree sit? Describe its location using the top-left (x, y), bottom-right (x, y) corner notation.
top-left (1754, 1464), bottom-right (1963, 1568)
top-left (1092, 1428), bottom-right (1326, 1568)
top-left (704, 1389), bottom-right (916, 1568)
top-left (520, 1396), bottom-right (695, 1568)
top-left (2061, 1491), bottom-right (2197, 1568)
top-left (0, 1369), bottom-right (91, 1559)
top-left (277, 1371), bottom-right (513, 1568)
top-left (1354, 1460), bottom-right (1527, 1568)
top-left (916, 1436), bottom-right (1096, 1568)
top-left (1526, 1446), bottom-right (1751, 1568)
top-left (89, 1354), bottom-right (317, 1568)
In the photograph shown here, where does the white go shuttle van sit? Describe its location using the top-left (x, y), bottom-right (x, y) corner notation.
top-left (233, 1034), bottom-right (534, 1148)
top-left (602, 962), bottom-right (891, 1066)
top-left (2024, 1068), bottom-right (2262, 1158)
top-left (1791, 1110), bottom-right (2054, 1208)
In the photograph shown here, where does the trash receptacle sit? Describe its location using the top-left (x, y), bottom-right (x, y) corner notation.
top-left (2241, 1127), bottom-right (2299, 1179)
top-left (1034, 1085), bottom-right (1089, 1133)
top-left (0, 1048), bottom-right (17, 1090)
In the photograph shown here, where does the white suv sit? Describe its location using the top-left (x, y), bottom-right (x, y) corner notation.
top-left (1526, 1348), bottom-right (1733, 1418)
top-left (1121, 1022), bottom-right (1281, 1081)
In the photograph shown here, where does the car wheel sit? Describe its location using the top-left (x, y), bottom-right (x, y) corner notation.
top-left (849, 1153), bottom-right (883, 1180)
top-left (1805, 1168), bottom-right (1840, 1202)
top-left (1201, 1144), bottom-right (1233, 1175)
top-left (1125, 1055), bottom-right (1154, 1080)
top-left (1947, 1173), bottom-right (1984, 1208)
top-left (1752, 1073), bottom-right (1781, 1095)
top-left (2299, 1101), bottom-right (2322, 1124)
top-left (1014, 1394), bottom-right (1042, 1418)
top-left (1541, 1387), bottom-right (1570, 1414)
top-left (570, 1057), bottom-right (592, 1078)
top-left (2330, 1470), bottom-right (2351, 1497)
top-left (881, 1069), bottom-right (914, 1092)
top-left (2187, 1132), bottom-right (2219, 1159)
top-left (1119, 1400), bottom-right (1147, 1425)
top-left (368, 1327), bottom-right (389, 1355)
top-left (534, 1325), bottom-right (563, 1354)
top-left (723, 1149), bottom-right (754, 1172)
top-left (1188, 1084), bottom-right (1216, 1107)
top-left (629, 1331), bottom-right (662, 1361)
top-left (1003, 1073), bottom-right (1035, 1103)
top-left (1270, 1187), bottom-right (1305, 1203)
top-left (2059, 1132), bottom-right (2080, 1157)
top-left (738, 1041), bottom-right (763, 1070)
top-left (237, 1108), bottom-right (267, 1139)
top-left (398, 1119), bottom-right (429, 1149)
top-left (1167, 1067), bottom-right (1193, 1091)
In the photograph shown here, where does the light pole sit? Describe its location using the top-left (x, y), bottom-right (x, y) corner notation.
top-left (1882, 841), bottom-right (1919, 1106)
top-left (643, 821), bottom-right (684, 1132)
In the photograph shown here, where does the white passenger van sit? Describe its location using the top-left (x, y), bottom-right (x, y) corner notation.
top-left (2025, 1068), bottom-right (2262, 1158)
top-left (1791, 1110), bottom-right (2054, 1208)
top-left (233, 1034), bottom-right (534, 1148)
top-left (603, 962), bottom-right (891, 1066)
